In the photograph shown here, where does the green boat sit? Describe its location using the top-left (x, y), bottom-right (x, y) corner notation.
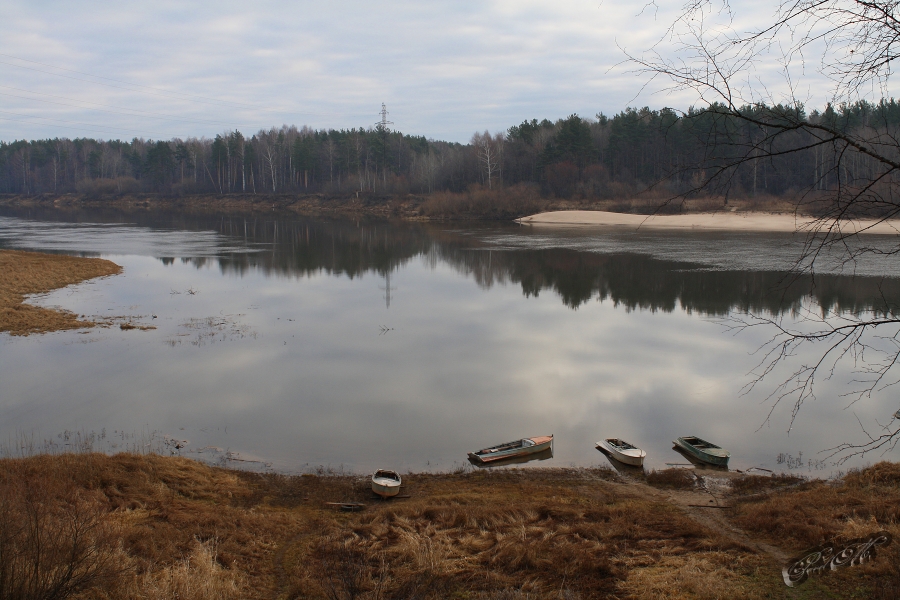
top-left (673, 436), bottom-right (730, 467)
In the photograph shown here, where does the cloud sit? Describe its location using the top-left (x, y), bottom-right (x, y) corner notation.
top-left (0, 0), bottom-right (846, 143)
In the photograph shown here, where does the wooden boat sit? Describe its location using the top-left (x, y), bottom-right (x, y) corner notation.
top-left (468, 435), bottom-right (553, 464)
top-left (371, 469), bottom-right (402, 498)
top-left (468, 447), bottom-right (553, 468)
top-left (596, 438), bottom-right (646, 466)
top-left (673, 436), bottom-right (730, 467)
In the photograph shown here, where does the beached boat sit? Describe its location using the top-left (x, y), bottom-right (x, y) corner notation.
top-left (673, 436), bottom-right (730, 467)
top-left (468, 435), bottom-right (553, 464)
top-left (596, 438), bottom-right (646, 466)
top-left (371, 469), bottom-right (402, 498)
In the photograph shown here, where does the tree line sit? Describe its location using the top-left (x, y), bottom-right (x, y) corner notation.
top-left (3, 99), bottom-right (900, 208)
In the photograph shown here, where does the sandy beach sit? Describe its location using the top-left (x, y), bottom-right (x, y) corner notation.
top-left (517, 209), bottom-right (900, 235)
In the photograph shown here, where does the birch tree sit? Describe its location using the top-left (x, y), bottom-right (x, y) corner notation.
top-left (471, 131), bottom-right (504, 189)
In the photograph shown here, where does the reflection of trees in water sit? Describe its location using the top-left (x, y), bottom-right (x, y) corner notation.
top-left (7, 208), bottom-right (891, 316)
top-left (432, 245), bottom-right (900, 315)
top-left (176, 216), bottom-right (433, 279)
top-left (165, 216), bottom-right (900, 317)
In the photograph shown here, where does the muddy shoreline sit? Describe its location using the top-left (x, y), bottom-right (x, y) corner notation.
top-left (0, 192), bottom-right (432, 220)
top-left (0, 191), bottom-right (804, 223)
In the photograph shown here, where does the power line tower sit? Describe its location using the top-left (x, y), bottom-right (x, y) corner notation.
top-left (374, 103), bottom-right (393, 189)
top-left (379, 269), bottom-right (397, 309)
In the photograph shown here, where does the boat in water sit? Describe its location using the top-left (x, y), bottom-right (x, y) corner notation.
top-left (371, 469), bottom-right (402, 498)
top-left (596, 438), bottom-right (646, 467)
top-left (673, 436), bottom-right (730, 467)
top-left (468, 435), bottom-right (553, 464)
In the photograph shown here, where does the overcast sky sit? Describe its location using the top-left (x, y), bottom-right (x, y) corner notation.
top-left (0, 0), bottom-right (851, 143)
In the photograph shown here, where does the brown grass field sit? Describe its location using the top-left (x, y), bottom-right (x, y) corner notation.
top-left (1, 453), bottom-right (898, 599)
top-left (0, 249), bottom-right (122, 335)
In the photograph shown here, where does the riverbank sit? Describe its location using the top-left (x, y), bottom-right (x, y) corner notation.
top-left (2, 453), bottom-right (896, 599)
top-left (0, 249), bottom-right (122, 335)
top-left (517, 209), bottom-right (900, 234)
top-left (0, 190), bottom-right (800, 222)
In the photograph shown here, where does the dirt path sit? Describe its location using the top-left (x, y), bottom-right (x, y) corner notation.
top-left (609, 470), bottom-right (791, 564)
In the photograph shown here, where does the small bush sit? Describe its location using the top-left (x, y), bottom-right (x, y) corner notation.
top-left (0, 461), bottom-right (121, 599)
top-left (421, 183), bottom-right (546, 219)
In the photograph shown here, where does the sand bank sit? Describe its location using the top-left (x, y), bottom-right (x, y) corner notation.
top-left (517, 210), bottom-right (900, 234)
top-left (0, 249), bottom-right (122, 336)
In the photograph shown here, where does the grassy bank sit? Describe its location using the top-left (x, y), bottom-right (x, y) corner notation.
top-left (2, 453), bottom-right (898, 599)
top-left (0, 249), bottom-right (122, 335)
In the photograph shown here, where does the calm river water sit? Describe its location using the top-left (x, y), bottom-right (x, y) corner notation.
top-left (1, 207), bottom-right (898, 475)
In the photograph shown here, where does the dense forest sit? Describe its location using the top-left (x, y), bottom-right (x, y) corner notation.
top-left (2, 100), bottom-right (900, 205)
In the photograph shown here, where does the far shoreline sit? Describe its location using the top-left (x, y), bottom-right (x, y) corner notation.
top-left (516, 209), bottom-right (900, 235)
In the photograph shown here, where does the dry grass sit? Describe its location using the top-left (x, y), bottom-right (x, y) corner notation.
top-left (728, 473), bottom-right (806, 496)
top-left (113, 539), bottom-right (246, 600)
top-left (645, 468), bottom-right (697, 490)
top-left (729, 461), bottom-right (900, 598)
top-left (0, 249), bottom-right (122, 335)
top-left (7, 455), bottom-right (900, 599)
top-left (620, 552), bottom-right (770, 600)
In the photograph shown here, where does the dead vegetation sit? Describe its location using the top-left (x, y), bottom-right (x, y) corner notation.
top-left (2, 455), bottom-right (899, 599)
top-left (0, 249), bottom-right (122, 335)
top-left (728, 461), bottom-right (900, 598)
top-left (645, 468), bottom-right (697, 490)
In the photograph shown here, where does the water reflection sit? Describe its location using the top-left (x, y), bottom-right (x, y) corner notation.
top-left (670, 445), bottom-right (730, 472)
top-left (1, 208), bottom-right (899, 474)
top-left (4, 208), bottom-right (897, 317)
top-left (595, 446), bottom-right (645, 476)
top-left (468, 448), bottom-right (554, 469)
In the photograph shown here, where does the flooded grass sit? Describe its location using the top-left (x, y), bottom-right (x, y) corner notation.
top-left (0, 249), bottom-right (122, 335)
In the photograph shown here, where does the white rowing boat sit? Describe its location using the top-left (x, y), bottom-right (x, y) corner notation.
top-left (596, 438), bottom-right (646, 466)
top-left (371, 469), bottom-right (402, 498)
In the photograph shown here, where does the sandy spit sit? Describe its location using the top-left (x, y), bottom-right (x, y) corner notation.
top-left (516, 210), bottom-right (900, 235)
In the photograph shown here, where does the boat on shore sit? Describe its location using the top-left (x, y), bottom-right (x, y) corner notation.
top-left (468, 435), bottom-right (553, 464)
top-left (673, 436), bottom-right (730, 467)
top-left (596, 438), bottom-right (646, 466)
top-left (371, 469), bottom-right (402, 498)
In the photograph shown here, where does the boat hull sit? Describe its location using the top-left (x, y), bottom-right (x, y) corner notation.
top-left (468, 435), bottom-right (553, 464)
top-left (596, 439), bottom-right (645, 466)
top-left (371, 470), bottom-right (402, 498)
top-left (673, 436), bottom-right (730, 467)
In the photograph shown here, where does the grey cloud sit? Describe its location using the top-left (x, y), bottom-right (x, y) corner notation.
top-left (2, 0), bottom-right (839, 142)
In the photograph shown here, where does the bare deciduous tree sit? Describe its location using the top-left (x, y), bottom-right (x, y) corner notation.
top-left (472, 131), bottom-right (504, 189)
top-left (632, 0), bottom-right (900, 460)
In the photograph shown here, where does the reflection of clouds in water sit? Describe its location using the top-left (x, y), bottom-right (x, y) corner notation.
top-left (0, 218), bottom-right (897, 474)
